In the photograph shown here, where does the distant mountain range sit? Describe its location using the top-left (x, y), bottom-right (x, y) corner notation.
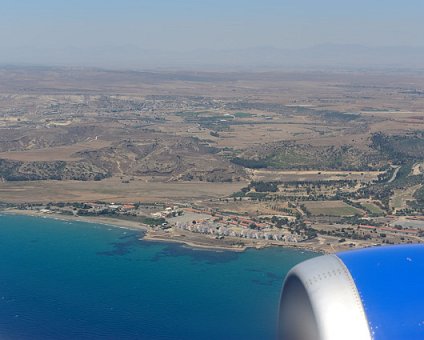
top-left (2, 44), bottom-right (424, 70)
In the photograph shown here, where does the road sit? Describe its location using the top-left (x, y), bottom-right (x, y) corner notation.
top-left (387, 166), bottom-right (401, 184)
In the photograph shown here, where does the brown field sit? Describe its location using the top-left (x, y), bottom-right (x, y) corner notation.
top-left (412, 162), bottom-right (424, 175)
top-left (0, 178), bottom-right (245, 203)
top-left (214, 124), bottom-right (315, 149)
top-left (0, 139), bottom-right (111, 161)
top-left (251, 170), bottom-right (381, 182)
top-left (206, 200), bottom-right (295, 217)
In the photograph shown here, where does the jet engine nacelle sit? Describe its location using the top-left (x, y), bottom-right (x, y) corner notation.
top-left (279, 244), bottom-right (424, 340)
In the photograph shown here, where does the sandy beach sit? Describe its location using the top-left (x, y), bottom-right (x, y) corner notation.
top-left (1, 208), bottom-right (149, 232)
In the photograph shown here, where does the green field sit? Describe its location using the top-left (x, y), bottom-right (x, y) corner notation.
top-left (361, 202), bottom-right (385, 215)
top-left (234, 112), bottom-right (255, 118)
top-left (303, 201), bottom-right (364, 217)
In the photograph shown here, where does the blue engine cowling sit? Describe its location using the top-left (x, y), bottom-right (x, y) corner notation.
top-left (279, 244), bottom-right (424, 340)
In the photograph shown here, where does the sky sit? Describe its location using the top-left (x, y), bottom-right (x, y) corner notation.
top-left (1, 0), bottom-right (424, 68)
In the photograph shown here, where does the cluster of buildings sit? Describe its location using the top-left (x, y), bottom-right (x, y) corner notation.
top-left (151, 206), bottom-right (184, 219)
top-left (174, 221), bottom-right (300, 243)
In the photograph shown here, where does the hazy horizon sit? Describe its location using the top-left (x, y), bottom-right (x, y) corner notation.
top-left (2, 0), bottom-right (424, 70)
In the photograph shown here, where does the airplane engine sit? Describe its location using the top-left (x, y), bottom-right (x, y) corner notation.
top-left (279, 244), bottom-right (424, 340)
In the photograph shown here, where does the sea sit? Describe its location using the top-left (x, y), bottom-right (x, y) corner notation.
top-left (0, 214), bottom-right (316, 340)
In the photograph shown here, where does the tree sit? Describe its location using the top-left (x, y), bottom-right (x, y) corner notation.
top-left (248, 223), bottom-right (258, 230)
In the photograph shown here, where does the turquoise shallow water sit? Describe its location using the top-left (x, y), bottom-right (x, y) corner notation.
top-left (0, 214), bottom-right (316, 339)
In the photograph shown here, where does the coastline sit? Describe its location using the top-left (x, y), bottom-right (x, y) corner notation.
top-left (1, 209), bottom-right (149, 232)
top-left (1, 209), bottom-right (324, 254)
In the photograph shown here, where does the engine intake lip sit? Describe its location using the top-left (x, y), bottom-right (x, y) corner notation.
top-left (279, 254), bottom-right (372, 340)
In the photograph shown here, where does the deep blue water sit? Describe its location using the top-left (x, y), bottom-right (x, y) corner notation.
top-left (0, 214), bottom-right (316, 340)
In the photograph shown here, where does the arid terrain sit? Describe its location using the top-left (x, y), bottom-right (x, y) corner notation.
top-left (1, 66), bottom-right (423, 252)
